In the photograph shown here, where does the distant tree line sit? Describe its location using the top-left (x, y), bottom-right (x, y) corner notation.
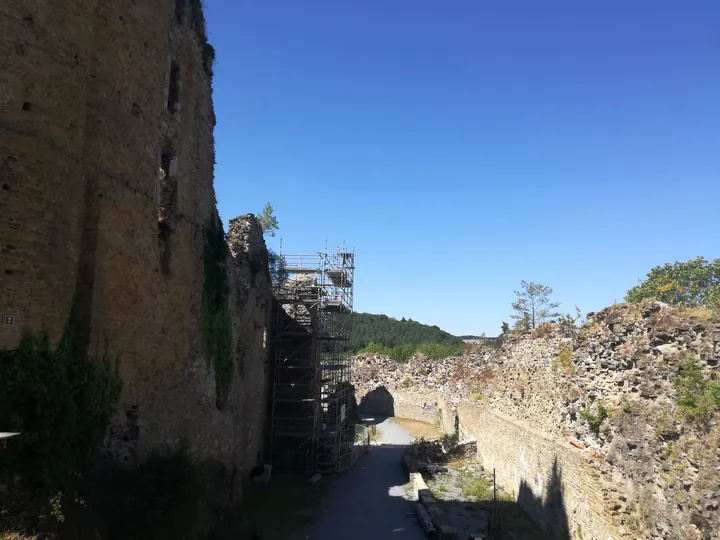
top-left (347, 312), bottom-right (463, 351)
top-left (357, 340), bottom-right (465, 362)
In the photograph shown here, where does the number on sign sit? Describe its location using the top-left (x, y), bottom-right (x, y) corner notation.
top-left (3, 315), bottom-right (14, 326)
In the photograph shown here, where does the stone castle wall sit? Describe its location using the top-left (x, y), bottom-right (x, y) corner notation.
top-left (1, 1), bottom-right (271, 482)
top-left (457, 402), bottom-right (616, 540)
top-left (353, 303), bottom-right (720, 539)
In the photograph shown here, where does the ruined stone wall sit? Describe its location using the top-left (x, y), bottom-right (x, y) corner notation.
top-left (1, 0), bottom-right (94, 345)
top-left (352, 302), bottom-right (720, 539)
top-left (1, 2), bottom-right (272, 485)
top-left (457, 402), bottom-right (616, 540)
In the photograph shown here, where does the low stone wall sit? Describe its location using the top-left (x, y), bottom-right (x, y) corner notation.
top-left (457, 401), bottom-right (617, 540)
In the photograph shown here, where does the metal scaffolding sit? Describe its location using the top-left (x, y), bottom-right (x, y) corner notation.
top-left (270, 246), bottom-right (355, 474)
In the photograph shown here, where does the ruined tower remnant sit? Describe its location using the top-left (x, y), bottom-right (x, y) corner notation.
top-left (1, 2), bottom-right (272, 479)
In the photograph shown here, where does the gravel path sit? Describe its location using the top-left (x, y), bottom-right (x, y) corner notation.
top-left (306, 417), bottom-right (424, 540)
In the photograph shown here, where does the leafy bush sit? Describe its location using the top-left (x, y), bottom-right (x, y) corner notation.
top-left (416, 342), bottom-right (465, 360)
top-left (461, 476), bottom-right (494, 501)
top-left (555, 306), bottom-right (584, 334)
top-left (358, 340), bottom-right (463, 362)
top-left (0, 323), bottom-right (122, 488)
top-left (358, 340), bottom-right (392, 356)
top-left (625, 257), bottom-right (720, 312)
top-left (389, 343), bottom-right (416, 363)
top-left (580, 402), bottom-right (613, 435)
top-left (673, 355), bottom-right (720, 426)
top-left (552, 346), bottom-right (573, 371)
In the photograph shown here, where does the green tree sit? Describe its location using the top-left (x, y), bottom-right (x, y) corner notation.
top-left (255, 202), bottom-right (286, 287)
top-left (511, 281), bottom-right (561, 330)
top-left (625, 257), bottom-right (720, 311)
top-left (256, 202), bottom-right (279, 237)
top-left (268, 249), bottom-right (288, 289)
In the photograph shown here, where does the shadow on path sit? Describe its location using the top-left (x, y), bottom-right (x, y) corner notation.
top-left (307, 417), bottom-right (422, 540)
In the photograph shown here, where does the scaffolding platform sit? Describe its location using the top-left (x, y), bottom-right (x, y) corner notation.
top-left (270, 246), bottom-right (355, 475)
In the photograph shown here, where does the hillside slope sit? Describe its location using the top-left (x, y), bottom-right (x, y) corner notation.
top-left (347, 312), bottom-right (462, 351)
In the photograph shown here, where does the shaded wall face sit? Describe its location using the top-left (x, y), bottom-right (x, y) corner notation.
top-left (0, 0), bottom-right (97, 347)
top-left (77, 1), bottom-right (215, 459)
top-left (0, 2), bottom-right (273, 480)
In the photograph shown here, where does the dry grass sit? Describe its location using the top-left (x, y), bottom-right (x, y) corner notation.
top-left (450, 362), bottom-right (472, 382)
top-left (0, 534), bottom-right (38, 540)
top-left (388, 417), bottom-right (442, 439)
top-left (678, 306), bottom-right (715, 321)
top-left (532, 323), bottom-right (555, 339)
top-left (446, 456), bottom-right (472, 469)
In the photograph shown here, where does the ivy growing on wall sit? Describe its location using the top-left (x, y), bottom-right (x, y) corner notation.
top-left (0, 313), bottom-right (123, 489)
top-left (201, 213), bottom-right (234, 407)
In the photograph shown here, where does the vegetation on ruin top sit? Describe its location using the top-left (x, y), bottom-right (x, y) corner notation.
top-left (626, 257), bottom-right (720, 312)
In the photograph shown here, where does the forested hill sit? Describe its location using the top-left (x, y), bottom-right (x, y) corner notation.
top-left (347, 312), bottom-right (463, 351)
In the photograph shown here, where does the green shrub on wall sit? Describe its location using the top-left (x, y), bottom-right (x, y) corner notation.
top-left (580, 402), bottom-right (613, 435)
top-left (674, 354), bottom-right (720, 427)
top-left (552, 346), bottom-right (573, 371)
top-left (0, 317), bottom-right (122, 488)
top-left (202, 213), bottom-right (234, 407)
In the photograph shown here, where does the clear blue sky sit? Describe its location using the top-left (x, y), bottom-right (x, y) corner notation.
top-left (206, 0), bottom-right (720, 336)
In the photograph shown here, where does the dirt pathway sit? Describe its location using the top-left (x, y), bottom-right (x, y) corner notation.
top-left (306, 417), bottom-right (423, 540)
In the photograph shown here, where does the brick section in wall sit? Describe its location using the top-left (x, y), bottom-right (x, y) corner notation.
top-left (458, 402), bottom-right (618, 540)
